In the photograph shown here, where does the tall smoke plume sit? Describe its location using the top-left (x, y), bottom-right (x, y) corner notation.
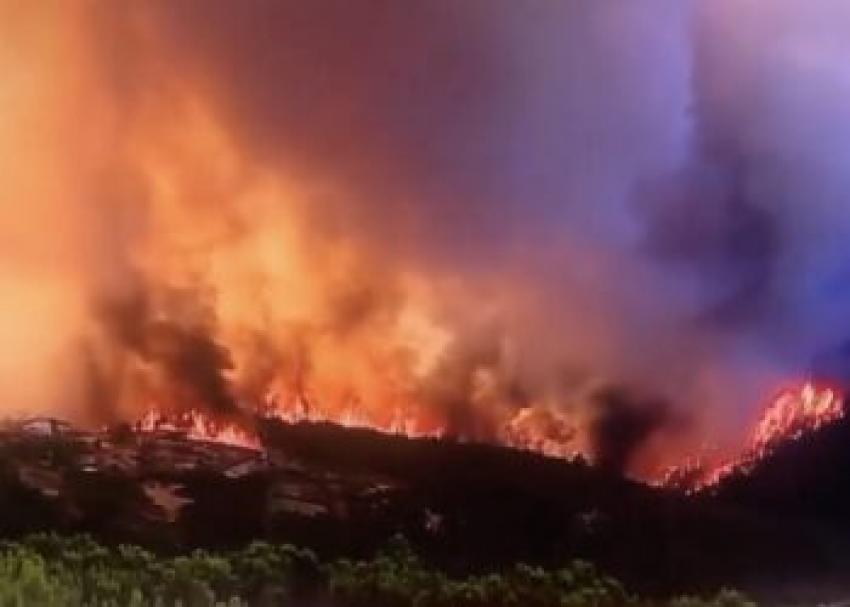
top-left (2, 1), bottom-right (850, 475)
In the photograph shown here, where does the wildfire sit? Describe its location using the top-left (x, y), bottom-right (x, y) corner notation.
top-left (136, 410), bottom-right (261, 451)
top-left (134, 400), bottom-right (447, 453)
top-left (749, 382), bottom-right (843, 455)
top-left (661, 381), bottom-right (845, 492)
top-left (131, 380), bottom-right (846, 488)
top-left (501, 406), bottom-right (581, 459)
top-left (265, 398), bottom-right (446, 439)
top-left (132, 398), bottom-right (582, 459)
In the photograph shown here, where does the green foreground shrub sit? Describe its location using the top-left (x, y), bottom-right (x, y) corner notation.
top-left (0, 533), bottom-right (755, 606)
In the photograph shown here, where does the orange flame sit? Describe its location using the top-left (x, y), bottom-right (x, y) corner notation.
top-left (264, 398), bottom-right (446, 439)
top-left (135, 380), bottom-right (844, 487)
top-left (501, 406), bottom-right (582, 459)
top-left (661, 381), bottom-right (845, 491)
top-left (137, 409), bottom-right (261, 451)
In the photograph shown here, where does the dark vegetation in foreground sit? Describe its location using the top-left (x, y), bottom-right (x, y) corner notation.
top-left (0, 418), bottom-right (847, 604)
top-left (0, 533), bottom-right (755, 606)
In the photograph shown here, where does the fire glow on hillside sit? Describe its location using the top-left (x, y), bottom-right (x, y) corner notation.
top-left (131, 379), bottom-right (846, 493)
top-left (661, 382), bottom-right (845, 491)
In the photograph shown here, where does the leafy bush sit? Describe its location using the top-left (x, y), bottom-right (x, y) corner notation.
top-left (329, 536), bottom-right (631, 607)
top-left (0, 533), bottom-right (756, 606)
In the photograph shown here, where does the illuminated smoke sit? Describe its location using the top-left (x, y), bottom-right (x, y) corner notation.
top-left (3, 1), bottom-right (850, 475)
